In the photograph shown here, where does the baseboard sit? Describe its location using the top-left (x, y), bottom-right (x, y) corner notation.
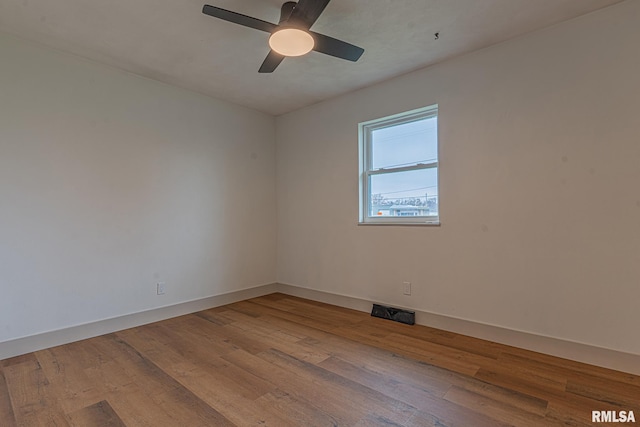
top-left (4, 282), bottom-right (639, 376)
top-left (0, 283), bottom-right (279, 360)
top-left (275, 283), bottom-right (640, 376)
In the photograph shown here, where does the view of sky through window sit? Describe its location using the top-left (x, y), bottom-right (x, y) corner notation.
top-left (370, 116), bottom-right (438, 214)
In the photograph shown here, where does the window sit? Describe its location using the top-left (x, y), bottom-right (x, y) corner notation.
top-left (359, 105), bottom-right (439, 225)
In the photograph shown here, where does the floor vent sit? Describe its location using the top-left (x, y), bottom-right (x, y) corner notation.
top-left (371, 304), bottom-right (415, 325)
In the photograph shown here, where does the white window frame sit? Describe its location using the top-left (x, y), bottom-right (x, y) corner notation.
top-left (358, 104), bottom-right (439, 225)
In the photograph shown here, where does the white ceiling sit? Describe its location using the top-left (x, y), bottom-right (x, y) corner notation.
top-left (0, 0), bottom-right (623, 115)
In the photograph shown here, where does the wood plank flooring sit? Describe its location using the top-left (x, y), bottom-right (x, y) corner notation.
top-left (1, 293), bottom-right (638, 426)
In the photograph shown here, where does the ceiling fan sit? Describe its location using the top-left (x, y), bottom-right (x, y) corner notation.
top-left (202, 0), bottom-right (364, 73)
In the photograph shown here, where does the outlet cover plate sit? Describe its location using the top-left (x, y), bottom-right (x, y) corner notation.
top-left (403, 281), bottom-right (411, 295)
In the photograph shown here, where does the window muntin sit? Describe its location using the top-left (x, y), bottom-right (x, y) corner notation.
top-left (359, 105), bottom-right (439, 225)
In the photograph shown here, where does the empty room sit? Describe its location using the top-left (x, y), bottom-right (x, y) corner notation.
top-left (1, 0), bottom-right (639, 425)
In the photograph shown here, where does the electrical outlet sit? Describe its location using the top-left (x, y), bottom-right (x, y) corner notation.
top-left (403, 281), bottom-right (411, 296)
top-left (156, 282), bottom-right (166, 295)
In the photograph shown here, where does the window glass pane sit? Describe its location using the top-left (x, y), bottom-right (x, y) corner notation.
top-left (369, 168), bottom-right (438, 217)
top-left (371, 116), bottom-right (437, 170)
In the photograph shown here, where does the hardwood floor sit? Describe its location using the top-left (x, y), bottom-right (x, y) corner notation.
top-left (1, 293), bottom-right (638, 426)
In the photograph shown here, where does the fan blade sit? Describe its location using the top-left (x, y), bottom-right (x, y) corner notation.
top-left (289, 0), bottom-right (331, 29)
top-left (259, 50), bottom-right (286, 73)
top-left (310, 31), bottom-right (364, 61)
top-left (202, 5), bottom-right (277, 33)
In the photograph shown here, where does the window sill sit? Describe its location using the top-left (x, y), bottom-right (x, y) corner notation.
top-left (358, 221), bottom-right (441, 227)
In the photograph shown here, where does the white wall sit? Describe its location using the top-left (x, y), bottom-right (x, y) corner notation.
top-left (276, 1), bottom-right (640, 356)
top-left (0, 33), bottom-right (276, 343)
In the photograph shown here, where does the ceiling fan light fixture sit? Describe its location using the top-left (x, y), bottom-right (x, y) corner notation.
top-left (268, 28), bottom-right (314, 57)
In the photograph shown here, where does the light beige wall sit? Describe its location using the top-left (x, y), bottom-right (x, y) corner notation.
top-left (0, 33), bottom-right (276, 343)
top-left (276, 1), bottom-right (640, 355)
